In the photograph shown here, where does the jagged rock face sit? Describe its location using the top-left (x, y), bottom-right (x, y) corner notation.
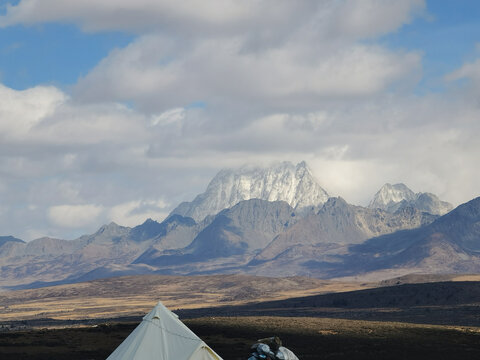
top-left (248, 198), bottom-right (480, 279)
top-left (340, 197), bottom-right (480, 276)
top-left (254, 197), bottom-right (437, 262)
top-left (170, 161), bottom-right (329, 222)
top-left (369, 183), bottom-right (416, 210)
top-left (130, 216), bottom-right (196, 243)
top-left (146, 215), bottom-right (201, 252)
top-left (369, 183), bottom-right (453, 215)
top-left (135, 199), bottom-right (297, 265)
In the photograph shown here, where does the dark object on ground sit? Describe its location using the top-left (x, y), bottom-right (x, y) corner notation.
top-left (249, 337), bottom-right (299, 360)
top-left (256, 337), bottom-right (282, 351)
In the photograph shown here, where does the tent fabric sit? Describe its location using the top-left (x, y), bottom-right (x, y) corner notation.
top-left (107, 301), bottom-right (223, 360)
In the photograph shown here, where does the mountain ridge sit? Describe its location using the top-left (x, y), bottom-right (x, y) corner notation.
top-left (332, 196), bottom-right (480, 279)
top-left (0, 161), bottom-right (475, 289)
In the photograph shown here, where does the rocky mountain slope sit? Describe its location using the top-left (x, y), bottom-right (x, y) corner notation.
top-left (0, 161), bottom-right (475, 288)
top-left (182, 199), bottom-right (297, 258)
top-left (330, 196), bottom-right (480, 278)
top-left (133, 199), bottom-right (297, 269)
top-left (369, 183), bottom-right (453, 215)
top-left (170, 161), bottom-right (329, 222)
top-left (0, 236), bottom-right (25, 248)
top-left (0, 216), bottom-right (201, 288)
top-left (128, 198), bottom-right (438, 278)
top-left (253, 197), bottom-right (436, 263)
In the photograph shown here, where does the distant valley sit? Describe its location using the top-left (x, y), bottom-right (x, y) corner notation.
top-left (1, 161), bottom-right (478, 289)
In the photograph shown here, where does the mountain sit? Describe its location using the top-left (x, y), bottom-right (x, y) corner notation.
top-left (2, 194), bottom-right (468, 288)
top-left (130, 215), bottom-right (197, 244)
top-left (0, 236), bottom-right (26, 263)
top-left (187, 199), bottom-right (296, 257)
top-left (0, 223), bottom-right (138, 287)
top-left (145, 215), bottom-right (200, 252)
top-left (132, 197), bottom-right (439, 278)
top-left (0, 217), bottom-right (200, 288)
top-left (247, 197), bottom-right (437, 277)
top-left (0, 161), bottom-right (476, 288)
top-left (0, 236), bottom-right (25, 248)
top-left (368, 183), bottom-right (453, 215)
top-left (134, 199), bottom-right (297, 267)
top-left (334, 196), bottom-right (480, 279)
top-left (170, 161), bottom-right (329, 222)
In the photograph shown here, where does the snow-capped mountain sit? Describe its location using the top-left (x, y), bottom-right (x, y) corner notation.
top-left (170, 161), bottom-right (329, 222)
top-left (3, 161), bottom-right (475, 288)
top-left (368, 183), bottom-right (453, 215)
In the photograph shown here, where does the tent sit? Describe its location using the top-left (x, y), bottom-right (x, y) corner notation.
top-left (106, 301), bottom-right (223, 360)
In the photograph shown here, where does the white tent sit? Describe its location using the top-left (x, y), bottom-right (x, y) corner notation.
top-left (107, 301), bottom-right (223, 360)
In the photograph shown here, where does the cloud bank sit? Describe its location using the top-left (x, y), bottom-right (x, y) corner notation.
top-left (0, 0), bottom-right (479, 240)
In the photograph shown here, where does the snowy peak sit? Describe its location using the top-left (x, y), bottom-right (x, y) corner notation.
top-left (96, 222), bottom-right (128, 236)
top-left (369, 183), bottom-right (416, 210)
top-left (414, 193), bottom-right (454, 216)
top-left (369, 183), bottom-right (453, 215)
top-left (170, 161), bottom-right (329, 221)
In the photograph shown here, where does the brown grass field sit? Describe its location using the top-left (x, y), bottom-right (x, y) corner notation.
top-left (0, 274), bottom-right (373, 321)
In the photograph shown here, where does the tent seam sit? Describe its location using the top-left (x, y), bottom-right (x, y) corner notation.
top-left (143, 319), bottom-right (201, 342)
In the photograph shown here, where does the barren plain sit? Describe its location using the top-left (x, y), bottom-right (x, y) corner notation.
top-left (0, 274), bottom-right (373, 321)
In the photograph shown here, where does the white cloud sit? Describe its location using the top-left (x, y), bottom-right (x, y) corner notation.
top-left (1, 1), bottom-right (425, 117)
top-left (109, 199), bottom-right (169, 227)
top-left (0, 84), bottom-right (149, 148)
top-left (1, 0), bottom-right (480, 242)
top-left (48, 204), bottom-right (104, 228)
top-left (445, 58), bottom-right (480, 100)
top-left (0, 84), bottom-right (66, 139)
top-left (0, 0), bottom-right (425, 40)
top-left (73, 35), bottom-right (421, 113)
top-left (330, 0), bottom-right (425, 40)
top-left (0, 74), bottom-right (479, 240)
top-left (0, 0), bottom-right (314, 36)
top-left (151, 108), bottom-right (186, 126)
top-left (1, 1), bottom-right (425, 115)
top-left (446, 58), bottom-right (480, 83)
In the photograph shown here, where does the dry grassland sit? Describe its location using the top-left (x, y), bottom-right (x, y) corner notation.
top-left (0, 274), bottom-right (372, 321)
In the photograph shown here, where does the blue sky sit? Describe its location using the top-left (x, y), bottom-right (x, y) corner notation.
top-left (0, 23), bottom-right (133, 90)
top-left (0, 0), bottom-right (479, 240)
top-left (383, 0), bottom-right (480, 93)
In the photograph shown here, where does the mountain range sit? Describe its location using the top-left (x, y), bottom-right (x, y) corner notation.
top-left (1, 160), bottom-right (477, 289)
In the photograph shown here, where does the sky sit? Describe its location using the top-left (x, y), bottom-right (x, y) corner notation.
top-left (0, 0), bottom-right (479, 241)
